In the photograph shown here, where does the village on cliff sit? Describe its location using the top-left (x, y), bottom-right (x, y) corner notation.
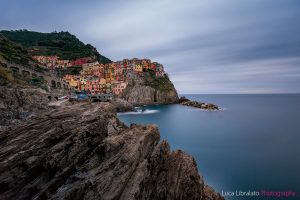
top-left (32, 56), bottom-right (166, 95)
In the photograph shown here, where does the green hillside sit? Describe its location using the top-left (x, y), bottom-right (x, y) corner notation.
top-left (0, 30), bottom-right (112, 64)
top-left (0, 34), bottom-right (33, 65)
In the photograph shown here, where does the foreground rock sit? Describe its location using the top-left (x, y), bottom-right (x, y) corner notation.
top-left (0, 102), bottom-right (223, 200)
top-left (178, 96), bottom-right (219, 110)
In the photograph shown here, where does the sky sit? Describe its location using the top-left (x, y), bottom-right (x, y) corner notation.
top-left (1, 0), bottom-right (300, 93)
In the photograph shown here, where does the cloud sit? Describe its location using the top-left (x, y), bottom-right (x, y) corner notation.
top-left (171, 57), bottom-right (300, 93)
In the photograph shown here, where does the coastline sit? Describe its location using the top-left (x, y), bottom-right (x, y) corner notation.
top-left (0, 100), bottom-right (224, 199)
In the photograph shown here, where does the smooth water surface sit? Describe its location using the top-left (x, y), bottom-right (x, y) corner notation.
top-left (118, 94), bottom-right (300, 199)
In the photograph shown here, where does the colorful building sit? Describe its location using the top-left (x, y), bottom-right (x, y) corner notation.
top-left (53, 57), bottom-right (166, 94)
top-left (112, 81), bottom-right (128, 95)
top-left (134, 64), bottom-right (143, 72)
top-left (63, 75), bottom-right (80, 88)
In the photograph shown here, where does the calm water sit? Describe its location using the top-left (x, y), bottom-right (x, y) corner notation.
top-left (118, 94), bottom-right (300, 199)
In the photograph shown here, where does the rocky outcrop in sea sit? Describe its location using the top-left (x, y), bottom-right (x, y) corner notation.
top-left (0, 102), bottom-right (223, 200)
top-left (178, 96), bottom-right (219, 110)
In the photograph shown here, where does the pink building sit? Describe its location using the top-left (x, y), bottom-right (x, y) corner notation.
top-left (112, 81), bottom-right (128, 95)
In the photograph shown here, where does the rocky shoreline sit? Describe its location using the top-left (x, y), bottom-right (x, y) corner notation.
top-left (0, 101), bottom-right (223, 200)
top-left (113, 96), bottom-right (219, 112)
top-left (0, 82), bottom-right (223, 199)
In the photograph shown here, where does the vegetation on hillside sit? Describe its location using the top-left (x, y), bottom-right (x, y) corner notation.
top-left (0, 30), bottom-right (112, 64)
top-left (0, 64), bottom-right (46, 88)
top-left (143, 70), bottom-right (174, 91)
top-left (0, 34), bottom-right (33, 65)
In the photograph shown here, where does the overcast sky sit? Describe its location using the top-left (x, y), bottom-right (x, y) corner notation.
top-left (1, 0), bottom-right (300, 93)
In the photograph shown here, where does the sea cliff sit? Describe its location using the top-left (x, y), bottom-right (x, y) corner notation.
top-left (123, 78), bottom-right (179, 105)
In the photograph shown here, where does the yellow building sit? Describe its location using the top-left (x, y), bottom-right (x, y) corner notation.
top-left (134, 64), bottom-right (143, 72)
top-left (69, 78), bottom-right (79, 88)
top-left (108, 66), bottom-right (115, 81)
top-left (63, 75), bottom-right (80, 88)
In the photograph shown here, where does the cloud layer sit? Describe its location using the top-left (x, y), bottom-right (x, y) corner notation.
top-left (1, 0), bottom-right (300, 93)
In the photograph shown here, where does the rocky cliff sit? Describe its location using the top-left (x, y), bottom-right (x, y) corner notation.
top-left (123, 76), bottom-right (179, 105)
top-left (0, 102), bottom-right (223, 200)
top-left (0, 84), bottom-right (50, 127)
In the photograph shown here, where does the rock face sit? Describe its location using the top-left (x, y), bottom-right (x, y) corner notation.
top-left (178, 96), bottom-right (219, 110)
top-left (156, 88), bottom-right (179, 105)
top-left (0, 102), bottom-right (223, 200)
top-left (123, 80), bottom-right (179, 105)
top-left (0, 85), bottom-right (50, 127)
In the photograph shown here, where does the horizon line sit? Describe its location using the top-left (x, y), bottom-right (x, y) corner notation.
top-left (179, 93), bottom-right (300, 95)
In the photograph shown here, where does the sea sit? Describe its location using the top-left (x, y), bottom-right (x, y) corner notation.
top-left (117, 94), bottom-right (300, 200)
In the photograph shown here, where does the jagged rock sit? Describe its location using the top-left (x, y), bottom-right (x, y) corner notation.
top-left (0, 103), bottom-right (223, 200)
top-left (0, 85), bottom-right (50, 126)
top-left (179, 97), bottom-right (219, 110)
top-left (203, 185), bottom-right (224, 200)
top-left (178, 96), bottom-right (189, 103)
top-left (109, 98), bottom-right (134, 112)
